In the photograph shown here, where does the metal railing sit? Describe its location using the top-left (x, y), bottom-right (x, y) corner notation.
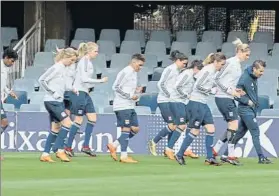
top-left (8, 18), bottom-right (42, 88)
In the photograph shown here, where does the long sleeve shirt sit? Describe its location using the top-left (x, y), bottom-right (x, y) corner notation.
top-left (65, 63), bottom-right (77, 91)
top-left (235, 66), bottom-right (259, 116)
top-left (215, 56), bottom-right (242, 99)
top-left (112, 66), bottom-right (138, 111)
top-left (38, 63), bottom-right (67, 102)
top-left (171, 69), bottom-right (195, 104)
top-left (73, 56), bottom-right (102, 93)
top-left (1, 60), bottom-right (11, 102)
top-left (190, 64), bottom-right (217, 104)
top-left (157, 63), bottom-right (180, 103)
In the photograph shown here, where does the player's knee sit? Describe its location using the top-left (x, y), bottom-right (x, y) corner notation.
top-left (74, 116), bottom-right (83, 125)
top-left (204, 124), bottom-right (215, 133)
top-left (1, 118), bottom-right (8, 128)
top-left (168, 123), bottom-right (176, 131)
top-left (190, 128), bottom-right (200, 136)
top-left (228, 120), bottom-right (238, 131)
top-left (65, 109), bottom-right (71, 116)
top-left (51, 122), bottom-right (61, 133)
top-left (131, 126), bottom-right (139, 133)
top-left (178, 124), bottom-right (186, 132)
top-left (122, 127), bottom-right (131, 132)
top-left (61, 117), bottom-right (73, 128)
top-left (86, 113), bottom-right (97, 122)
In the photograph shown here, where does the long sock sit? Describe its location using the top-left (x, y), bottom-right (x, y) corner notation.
top-left (43, 131), bottom-right (58, 153)
top-left (167, 131), bottom-right (173, 143)
top-left (52, 126), bottom-right (69, 152)
top-left (83, 120), bottom-right (95, 148)
top-left (118, 132), bottom-right (130, 159)
top-left (227, 129), bottom-right (236, 157)
top-left (112, 140), bottom-right (120, 148)
top-left (167, 127), bottom-right (183, 149)
top-left (129, 130), bottom-right (137, 139)
top-left (205, 132), bottom-right (214, 159)
top-left (214, 131), bottom-right (227, 153)
top-left (153, 126), bottom-right (171, 144)
top-left (1, 125), bottom-right (8, 134)
top-left (66, 122), bottom-right (81, 148)
top-left (177, 132), bottom-right (196, 158)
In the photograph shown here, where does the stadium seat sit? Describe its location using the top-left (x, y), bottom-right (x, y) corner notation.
top-left (145, 41), bottom-right (166, 62)
top-left (272, 43), bottom-right (279, 57)
top-left (124, 29), bottom-right (146, 48)
top-left (257, 95), bottom-right (270, 114)
top-left (135, 106), bottom-right (152, 114)
top-left (110, 53), bottom-right (132, 69)
top-left (171, 41), bottom-right (192, 57)
top-left (143, 54), bottom-right (158, 74)
top-left (5, 91), bottom-right (28, 110)
top-left (20, 104), bottom-right (41, 112)
top-left (138, 93), bottom-right (158, 113)
top-left (44, 39), bottom-right (66, 52)
top-left (91, 53), bottom-right (107, 73)
top-left (138, 66), bottom-right (149, 87)
top-left (74, 28), bottom-right (95, 41)
top-left (99, 29), bottom-right (121, 48)
top-left (176, 31), bottom-right (197, 49)
top-left (146, 81), bottom-right (159, 93)
top-left (70, 39), bottom-right (90, 49)
top-left (202, 31), bottom-right (223, 50)
top-left (195, 42), bottom-right (217, 59)
top-left (227, 31), bottom-right (248, 44)
top-left (12, 79), bottom-right (38, 98)
top-left (249, 43), bottom-right (268, 60)
top-left (161, 55), bottom-right (173, 67)
top-left (97, 40), bottom-right (116, 61)
top-left (150, 30), bottom-right (171, 49)
top-left (33, 52), bottom-right (54, 67)
top-left (103, 105), bottom-right (114, 113)
top-left (188, 55), bottom-right (203, 65)
top-left (260, 109), bottom-right (279, 116)
top-left (1, 27), bottom-right (18, 47)
top-left (151, 67), bottom-right (165, 81)
top-left (221, 42), bottom-right (236, 58)
top-left (120, 41), bottom-right (141, 55)
top-left (24, 66), bottom-right (48, 80)
top-left (2, 103), bottom-right (15, 112)
top-left (29, 92), bottom-right (45, 105)
top-left (252, 31), bottom-right (273, 51)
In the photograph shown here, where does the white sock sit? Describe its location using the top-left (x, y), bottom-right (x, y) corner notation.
top-left (42, 152), bottom-right (49, 156)
top-left (214, 140), bottom-right (225, 153)
top-left (228, 143), bottom-right (235, 157)
top-left (57, 149), bottom-right (64, 153)
top-left (165, 147), bottom-right (173, 151)
top-left (187, 146), bottom-right (192, 151)
top-left (120, 152), bottom-right (128, 159)
top-left (112, 140), bottom-right (120, 148)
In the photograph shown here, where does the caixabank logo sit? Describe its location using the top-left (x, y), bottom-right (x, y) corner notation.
top-left (235, 119), bottom-right (278, 158)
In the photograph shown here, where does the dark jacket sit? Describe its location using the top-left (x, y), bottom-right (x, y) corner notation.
top-left (235, 66), bottom-right (259, 116)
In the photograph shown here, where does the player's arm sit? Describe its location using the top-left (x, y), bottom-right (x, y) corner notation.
top-left (234, 74), bottom-right (251, 105)
top-left (175, 73), bottom-right (191, 99)
top-left (38, 66), bottom-right (61, 98)
top-left (112, 71), bottom-right (134, 100)
top-left (157, 68), bottom-right (171, 98)
top-left (214, 63), bottom-right (234, 95)
top-left (196, 71), bottom-right (212, 95)
top-left (79, 59), bottom-right (104, 85)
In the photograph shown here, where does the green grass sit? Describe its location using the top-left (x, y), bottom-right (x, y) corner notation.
top-left (2, 153), bottom-right (279, 196)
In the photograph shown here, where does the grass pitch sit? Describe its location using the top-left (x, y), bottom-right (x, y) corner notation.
top-left (2, 153), bottom-right (279, 196)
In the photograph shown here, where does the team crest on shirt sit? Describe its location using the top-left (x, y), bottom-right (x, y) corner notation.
top-left (78, 110), bottom-right (83, 115)
top-left (194, 121), bottom-right (200, 126)
top-left (125, 120), bottom-right (130, 125)
top-left (180, 118), bottom-right (184, 122)
top-left (61, 112), bottom-right (67, 117)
